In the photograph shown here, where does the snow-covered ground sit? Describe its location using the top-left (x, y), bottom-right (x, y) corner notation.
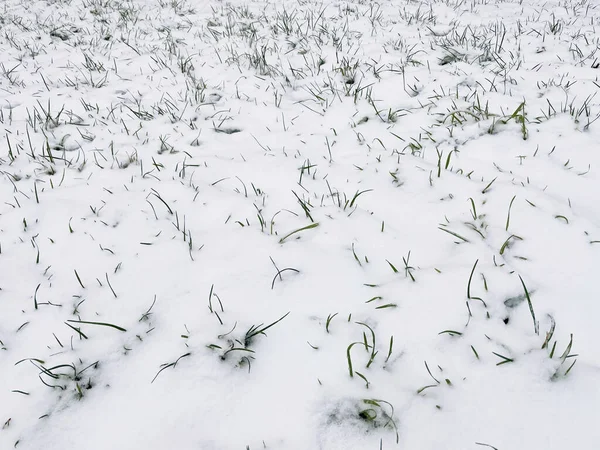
top-left (1, 0), bottom-right (599, 448)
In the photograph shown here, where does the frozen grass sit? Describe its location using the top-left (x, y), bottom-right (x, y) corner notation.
top-left (1, 0), bottom-right (600, 448)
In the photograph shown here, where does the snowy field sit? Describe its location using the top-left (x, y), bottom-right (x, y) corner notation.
top-left (1, 0), bottom-right (600, 448)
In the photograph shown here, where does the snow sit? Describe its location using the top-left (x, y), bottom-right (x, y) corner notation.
top-left (1, 0), bottom-right (599, 448)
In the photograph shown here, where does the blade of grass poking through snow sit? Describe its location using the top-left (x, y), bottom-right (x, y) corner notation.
top-left (417, 384), bottom-right (438, 394)
top-left (357, 322), bottom-right (377, 368)
top-left (151, 352), bottom-right (191, 383)
top-left (271, 267), bottom-right (300, 289)
top-left (403, 251), bottom-right (415, 281)
top-left (139, 296), bottom-right (157, 322)
top-left (14, 358), bottom-right (46, 366)
top-left (564, 356), bottom-right (577, 376)
top-left (244, 312), bottom-right (290, 345)
top-left (12, 390), bottom-right (30, 396)
top-left (438, 226), bottom-right (470, 243)
top-left (375, 303), bottom-right (397, 309)
top-left (352, 243), bottom-right (362, 267)
top-left (208, 284), bottom-right (214, 313)
top-left (492, 352), bottom-right (514, 365)
top-left (424, 361), bottom-right (440, 384)
top-left (439, 330), bottom-right (463, 336)
top-left (468, 198), bottom-right (477, 220)
top-left (518, 275), bottom-right (539, 335)
top-left (467, 259), bottom-right (479, 299)
top-left (482, 177), bottom-right (497, 194)
top-left (33, 284), bottom-right (40, 310)
top-left (347, 341), bottom-right (367, 377)
top-left (505, 195), bottom-right (516, 231)
top-left (326, 313), bottom-right (338, 333)
top-left (105, 273), bottom-right (117, 298)
top-left (64, 322), bottom-right (88, 339)
top-left (150, 189), bottom-right (173, 215)
top-left (386, 260), bottom-right (399, 273)
top-left (222, 347), bottom-right (255, 359)
top-left (278, 222), bottom-right (319, 244)
top-left (559, 334), bottom-right (575, 364)
top-left (475, 443), bottom-right (499, 450)
top-left (349, 189), bottom-right (373, 208)
top-left (355, 371), bottom-right (370, 388)
top-left (74, 270), bottom-right (85, 289)
top-left (385, 336), bottom-right (394, 363)
top-left (500, 235), bottom-right (523, 255)
top-left (292, 191), bottom-right (314, 222)
top-left (67, 320), bottom-right (127, 332)
top-left (555, 215), bottom-right (569, 224)
top-left (542, 315), bottom-right (556, 349)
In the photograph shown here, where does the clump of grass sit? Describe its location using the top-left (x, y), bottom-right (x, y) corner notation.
top-left (326, 398), bottom-right (399, 444)
top-left (357, 399), bottom-right (399, 443)
top-left (207, 312), bottom-right (290, 371)
top-left (17, 358), bottom-right (100, 399)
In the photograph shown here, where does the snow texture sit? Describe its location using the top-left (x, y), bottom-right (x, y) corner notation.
top-left (1, 0), bottom-right (599, 449)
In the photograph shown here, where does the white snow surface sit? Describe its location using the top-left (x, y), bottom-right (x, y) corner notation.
top-left (1, 0), bottom-right (600, 448)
